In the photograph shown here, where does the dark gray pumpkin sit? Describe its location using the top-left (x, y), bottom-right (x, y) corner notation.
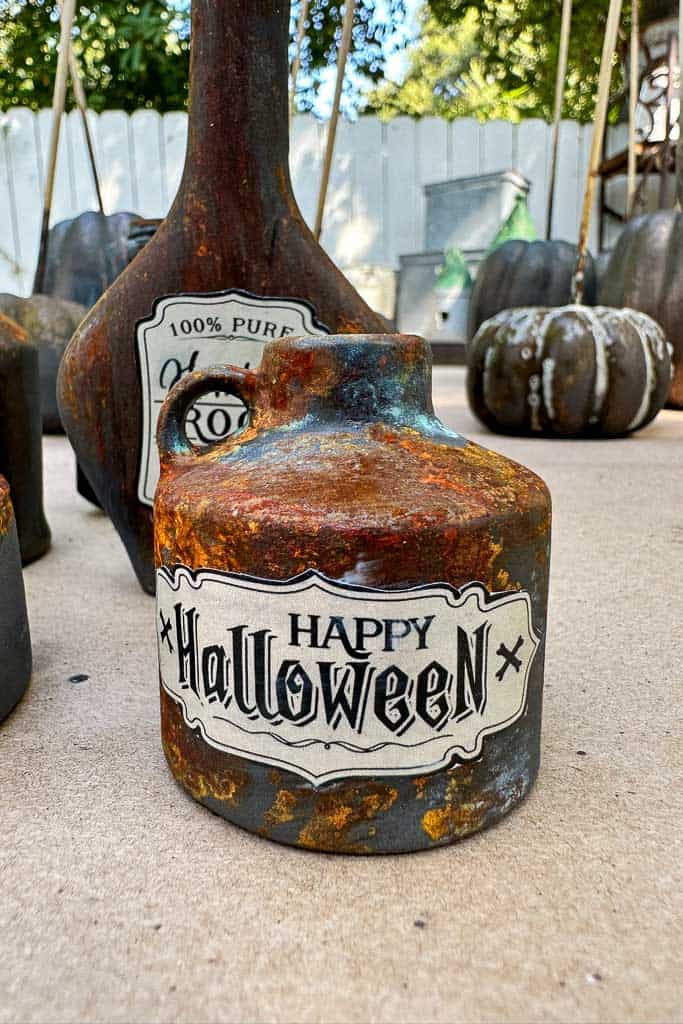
top-left (468, 239), bottom-right (598, 340)
top-left (42, 211), bottom-right (146, 309)
top-left (0, 294), bottom-right (86, 433)
top-left (127, 217), bottom-right (161, 264)
top-left (599, 211), bottom-right (683, 407)
top-left (0, 475), bottom-right (32, 723)
top-left (467, 305), bottom-right (672, 437)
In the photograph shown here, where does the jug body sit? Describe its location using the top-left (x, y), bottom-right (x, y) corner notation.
top-left (154, 335), bottom-right (551, 854)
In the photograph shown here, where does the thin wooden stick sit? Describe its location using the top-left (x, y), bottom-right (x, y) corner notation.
top-left (33, 0), bottom-right (77, 294)
top-left (658, 30), bottom-right (676, 208)
top-left (57, 0), bottom-right (103, 213)
top-left (290, 0), bottom-right (310, 124)
top-left (314, 0), bottom-right (355, 242)
top-left (627, 0), bottom-right (639, 218)
top-left (68, 41), bottom-right (105, 214)
top-left (572, 0), bottom-right (623, 304)
top-left (546, 0), bottom-right (573, 239)
top-left (677, 0), bottom-right (683, 209)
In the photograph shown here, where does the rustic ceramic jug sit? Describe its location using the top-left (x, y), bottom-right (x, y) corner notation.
top-left (58, 0), bottom-right (385, 595)
top-left (154, 334), bottom-right (552, 854)
top-left (0, 476), bottom-right (32, 722)
top-left (0, 313), bottom-right (50, 564)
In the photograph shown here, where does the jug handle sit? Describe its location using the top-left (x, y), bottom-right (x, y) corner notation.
top-left (156, 364), bottom-right (258, 465)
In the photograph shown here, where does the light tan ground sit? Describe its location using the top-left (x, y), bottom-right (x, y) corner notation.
top-left (1, 367), bottom-right (681, 1024)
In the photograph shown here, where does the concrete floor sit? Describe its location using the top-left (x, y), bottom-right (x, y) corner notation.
top-left (1, 366), bottom-right (681, 1024)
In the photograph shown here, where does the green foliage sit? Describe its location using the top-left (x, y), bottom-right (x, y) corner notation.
top-left (293, 0), bottom-right (409, 109)
top-left (366, 8), bottom-right (538, 121)
top-left (0, 0), bottom-right (408, 114)
top-left (0, 0), bottom-right (639, 120)
top-left (0, 1), bottom-right (190, 112)
top-left (424, 0), bottom-right (635, 123)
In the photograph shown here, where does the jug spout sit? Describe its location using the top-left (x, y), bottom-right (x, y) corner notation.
top-left (255, 334), bottom-right (437, 430)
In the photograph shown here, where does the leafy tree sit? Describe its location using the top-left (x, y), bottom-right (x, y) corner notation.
top-left (289, 0), bottom-right (409, 113)
top-left (0, 1), bottom-right (191, 112)
top-left (421, 0), bottom-right (637, 123)
top-left (366, 8), bottom-right (537, 122)
top-left (0, 0), bottom-right (408, 113)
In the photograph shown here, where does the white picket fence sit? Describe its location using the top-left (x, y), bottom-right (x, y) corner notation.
top-left (0, 109), bottom-right (631, 297)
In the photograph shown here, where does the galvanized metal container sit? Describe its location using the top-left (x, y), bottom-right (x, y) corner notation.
top-left (154, 334), bottom-right (552, 854)
top-left (425, 171), bottom-right (530, 253)
top-left (397, 250), bottom-right (484, 346)
top-left (0, 476), bottom-right (32, 723)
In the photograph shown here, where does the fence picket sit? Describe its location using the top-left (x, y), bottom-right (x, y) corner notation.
top-left (516, 119), bottom-right (550, 237)
top-left (481, 119), bottom-right (515, 174)
top-left (0, 109), bottom-right (637, 297)
top-left (131, 110), bottom-right (166, 219)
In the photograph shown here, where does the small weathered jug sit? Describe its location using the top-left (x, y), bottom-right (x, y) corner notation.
top-left (0, 476), bottom-right (32, 722)
top-left (154, 335), bottom-right (551, 854)
top-left (0, 314), bottom-right (51, 564)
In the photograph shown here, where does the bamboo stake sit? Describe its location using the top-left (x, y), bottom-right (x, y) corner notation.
top-left (33, 0), bottom-right (77, 294)
top-left (658, 30), bottom-right (676, 208)
top-left (572, 0), bottom-right (623, 304)
top-left (290, 0), bottom-right (310, 124)
top-left (626, 0), bottom-right (639, 217)
top-left (546, 0), bottom-right (573, 239)
top-left (677, 0), bottom-right (683, 209)
top-left (68, 41), bottom-right (105, 214)
top-left (57, 0), bottom-right (103, 213)
top-left (314, 0), bottom-right (355, 242)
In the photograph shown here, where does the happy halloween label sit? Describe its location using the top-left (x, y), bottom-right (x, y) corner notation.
top-left (156, 567), bottom-right (540, 785)
top-left (136, 289), bottom-right (329, 506)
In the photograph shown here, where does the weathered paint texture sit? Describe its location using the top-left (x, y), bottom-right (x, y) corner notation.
top-left (599, 210), bottom-right (683, 407)
top-left (0, 313), bottom-right (51, 564)
top-left (154, 333), bottom-right (552, 854)
top-left (57, 0), bottom-right (386, 595)
top-left (0, 476), bottom-right (32, 723)
top-left (468, 305), bottom-right (672, 437)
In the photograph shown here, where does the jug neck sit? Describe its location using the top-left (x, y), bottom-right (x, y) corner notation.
top-left (178, 0), bottom-right (292, 215)
top-left (254, 336), bottom-right (437, 430)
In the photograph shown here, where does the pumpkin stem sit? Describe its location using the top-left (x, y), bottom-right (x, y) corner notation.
top-left (573, 0), bottom-right (624, 304)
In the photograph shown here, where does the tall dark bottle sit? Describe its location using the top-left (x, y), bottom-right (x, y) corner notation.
top-left (58, 0), bottom-right (385, 594)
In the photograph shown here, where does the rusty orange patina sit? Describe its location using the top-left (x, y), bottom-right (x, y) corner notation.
top-left (153, 333), bottom-right (551, 854)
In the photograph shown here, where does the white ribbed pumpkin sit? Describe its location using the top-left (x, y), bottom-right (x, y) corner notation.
top-left (467, 305), bottom-right (673, 437)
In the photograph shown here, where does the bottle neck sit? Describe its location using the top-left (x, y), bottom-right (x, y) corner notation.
top-left (179, 0), bottom-right (292, 209)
